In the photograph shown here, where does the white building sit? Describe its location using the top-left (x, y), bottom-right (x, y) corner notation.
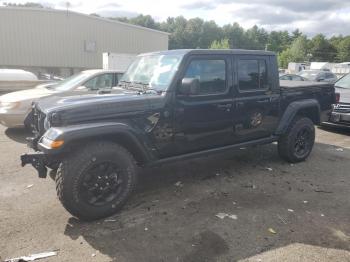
top-left (0, 7), bottom-right (169, 77)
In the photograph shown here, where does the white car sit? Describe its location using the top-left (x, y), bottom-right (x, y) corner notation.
top-left (0, 69), bottom-right (124, 128)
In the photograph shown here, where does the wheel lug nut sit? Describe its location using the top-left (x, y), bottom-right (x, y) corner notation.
top-left (106, 182), bottom-right (110, 186)
top-left (98, 176), bottom-right (101, 179)
top-left (100, 187), bottom-right (103, 190)
top-left (95, 183), bottom-right (98, 187)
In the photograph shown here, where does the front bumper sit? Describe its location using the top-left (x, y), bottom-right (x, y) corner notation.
top-left (21, 152), bottom-right (48, 178)
top-left (327, 111), bottom-right (350, 126)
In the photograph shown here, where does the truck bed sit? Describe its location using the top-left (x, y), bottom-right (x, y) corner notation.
top-left (280, 80), bottom-right (333, 90)
top-left (279, 80), bottom-right (335, 123)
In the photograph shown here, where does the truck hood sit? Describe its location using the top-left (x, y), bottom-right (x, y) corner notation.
top-left (36, 91), bottom-right (165, 125)
top-left (0, 87), bottom-right (55, 103)
top-left (335, 87), bottom-right (350, 103)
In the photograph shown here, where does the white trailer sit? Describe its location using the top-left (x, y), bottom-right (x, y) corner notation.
top-left (332, 62), bottom-right (350, 75)
top-left (102, 53), bottom-right (137, 72)
top-left (287, 63), bottom-right (307, 74)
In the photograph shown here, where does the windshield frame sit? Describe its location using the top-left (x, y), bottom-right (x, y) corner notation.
top-left (119, 53), bottom-right (184, 92)
top-left (335, 74), bottom-right (350, 89)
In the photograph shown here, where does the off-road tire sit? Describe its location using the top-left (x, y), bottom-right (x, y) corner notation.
top-left (55, 141), bottom-right (137, 221)
top-left (278, 117), bottom-right (315, 163)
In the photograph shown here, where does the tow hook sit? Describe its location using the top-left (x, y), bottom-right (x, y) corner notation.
top-left (21, 153), bottom-right (47, 178)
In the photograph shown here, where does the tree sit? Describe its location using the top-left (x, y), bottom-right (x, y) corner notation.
top-left (210, 38), bottom-right (230, 49)
top-left (245, 25), bottom-right (268, 50)
top-left (128, 15), bottom-right (160, 30)
top-left (222, 23), bottom-right (247, 49)
top-left (291, 29), bottom-right (302, 40)
top-left (200, 21), bottom-right (222, 48)
top-left (278, 36), bottom-right (309, 68)
top-left (267, 31), bottom-right (291, 53)
top-left (309, 34), bottom-right (336, 62)
top-left (336, 37), bottom-right (350, 62)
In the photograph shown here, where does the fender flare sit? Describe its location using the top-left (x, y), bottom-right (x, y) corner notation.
top-left (275, 99), bottom-right (320, 135)
top-left (39, 122), bottom-right (153, 163)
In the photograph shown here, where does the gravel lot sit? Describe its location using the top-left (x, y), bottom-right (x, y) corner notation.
top-left (0, 125), bottom-right (349, 262)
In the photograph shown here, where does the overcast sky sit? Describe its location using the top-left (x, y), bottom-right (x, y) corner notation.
top-left (2, 0), bottom-right (350, 36)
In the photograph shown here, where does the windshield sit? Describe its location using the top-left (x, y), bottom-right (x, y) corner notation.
top-left (335, 74), bottom-right (350, 89)
top-left (120, 54), bottom-right (183, 91)
top-left (298, 71), bottom-right (318, 81)
top-left (49, 72), bottom-right (89, 91)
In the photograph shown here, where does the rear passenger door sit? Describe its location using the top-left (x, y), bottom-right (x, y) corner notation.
top-left (232, 55), bottom-right (280, 141)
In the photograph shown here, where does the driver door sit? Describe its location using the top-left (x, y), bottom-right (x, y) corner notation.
top-left (171, 55), bottom-right (235, 155)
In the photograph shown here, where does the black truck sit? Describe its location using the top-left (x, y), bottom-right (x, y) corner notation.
top-left (21, 49), bottom-right (336, 220)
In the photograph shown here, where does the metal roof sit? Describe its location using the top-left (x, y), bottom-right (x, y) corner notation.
top-left (0, 6), bottom-right (170, 36)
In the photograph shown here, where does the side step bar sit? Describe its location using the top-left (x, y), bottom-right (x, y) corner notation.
top-left (151, 136), bottom-right (278, 166)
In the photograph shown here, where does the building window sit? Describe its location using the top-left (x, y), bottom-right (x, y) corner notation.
top-left (84, 40), bottom-right (96, 53)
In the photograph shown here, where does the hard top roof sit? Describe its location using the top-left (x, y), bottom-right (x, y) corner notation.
top-left (140, 49), bottom-right (276, 57)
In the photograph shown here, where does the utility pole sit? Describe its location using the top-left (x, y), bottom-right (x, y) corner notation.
top-left (66, 2), bottom-right (70, 17)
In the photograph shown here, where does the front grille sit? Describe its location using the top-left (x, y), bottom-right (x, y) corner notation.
top-left (334, 103), bottom-right (350, 113)
top-left (32, 105), bottom-right (46, 135)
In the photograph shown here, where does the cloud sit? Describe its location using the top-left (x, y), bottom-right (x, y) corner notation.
top-left (180, 0), bottom-right (350, 36)
top-left (236, 6), bottom-right (305, 25)
top-left (181, 1), bottom-right (216, 10)
top-left (95, 9), bottom-right (138, 18)
top-left (182, 0), bottom-right (350, 13)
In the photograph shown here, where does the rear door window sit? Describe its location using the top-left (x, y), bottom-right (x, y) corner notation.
top-left (238, 59), bottom-right (268, 91)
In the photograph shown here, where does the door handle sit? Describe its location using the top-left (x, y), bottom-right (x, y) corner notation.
top-left (217, 104), bottom-right (232, 109)
top-left (257, 98), bottom-right (271, 103)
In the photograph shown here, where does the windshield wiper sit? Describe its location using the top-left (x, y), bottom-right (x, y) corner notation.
top-left (118, 80), bottom-right (142, 91)
top-left (118, 80), bottom-right (160, 94)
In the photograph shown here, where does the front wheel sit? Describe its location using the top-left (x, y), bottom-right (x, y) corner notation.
top-left (55, 141), bottom-right (137, 221)
top-left (278, 117), bottom-right (315, 163)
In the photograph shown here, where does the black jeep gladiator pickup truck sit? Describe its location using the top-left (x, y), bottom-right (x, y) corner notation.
top-left (21, 49), bottom-right (336, 220)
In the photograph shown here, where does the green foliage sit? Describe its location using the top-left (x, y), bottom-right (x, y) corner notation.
top-left (309, 34), bottom-right (336, 61)
top-left (335, 37), bottom-right (350, 62)
top-left (278, 36), bottom-right (309, 68)
top-left (210, 38), bottom-right (230, 49)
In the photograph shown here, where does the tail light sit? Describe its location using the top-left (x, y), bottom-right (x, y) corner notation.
top-left (335, 93), bottom-right (340, 104)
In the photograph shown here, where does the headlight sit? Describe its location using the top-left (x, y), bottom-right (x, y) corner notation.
top-left (0, 101), bottom-right (20, 110)
top-left (40, 136), bottom-right (64, 149)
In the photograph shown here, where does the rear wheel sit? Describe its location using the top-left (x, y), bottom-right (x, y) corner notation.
top-left (55, 141), bottom-right (137, 221)
top-left (278, 117), bottom-right (315, 163)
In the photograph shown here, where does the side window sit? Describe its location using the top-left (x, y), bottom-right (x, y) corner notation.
top-left (184, 59), bottom-right (226, 95)
top-left (292, 75), bottom-right (302, 81)
top-left (318, 73), bottom-right (325, 80)
top-left (325, 73), bottom-right (334, 79)
top-left (116, 73), bottom-right (124, 84)
top-left (84, 74), bottom-right (113, 90)
top-left (238, 59), bottom-right (268, 91)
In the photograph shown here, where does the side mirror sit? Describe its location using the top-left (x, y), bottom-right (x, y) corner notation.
top-left (97, 89), bottom-right (111, 94)
top-left (178, 78), bottom-right (200, 95)
top-left (317, 78), bottom-right (324, 82)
